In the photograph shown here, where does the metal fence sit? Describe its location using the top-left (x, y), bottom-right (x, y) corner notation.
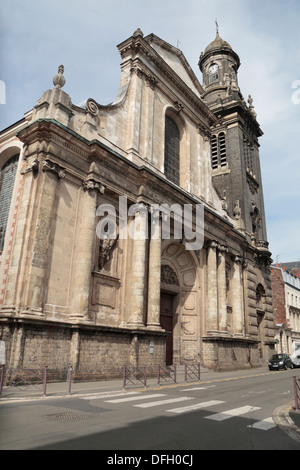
top-left (123, 363), bottom-right (201, 388)
top-left (157, 364), bottom-right (177, 385)
top-left (184, 363), bottom-right (201, 382)
top-left (122, 365), bottom-right (147, 389)
top-left (0, 362), bottom-right (202, 396)
top-left (0, 364), bottom-right (73, 398)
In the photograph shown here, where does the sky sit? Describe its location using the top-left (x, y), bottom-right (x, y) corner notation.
top-left (0, 0), bottom-right (299, 264)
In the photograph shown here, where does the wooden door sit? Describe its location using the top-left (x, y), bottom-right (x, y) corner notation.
top-left (160, 293), bottom-right (174, 365)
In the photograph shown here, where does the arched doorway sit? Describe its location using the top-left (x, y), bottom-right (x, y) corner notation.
top-left (160, 242), bottom-right (200, 365)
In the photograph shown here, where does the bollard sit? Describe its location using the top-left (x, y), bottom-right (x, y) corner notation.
top-left (0, 365), bottom-right (5, 396)
top-left (68, 365), bottom-right (73, 395)
top-left (43, 365), bottom-right (48, 396)
top-left (123, 365), bottom-right (126, 389)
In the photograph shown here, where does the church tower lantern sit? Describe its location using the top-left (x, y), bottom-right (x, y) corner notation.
top-left (199, 31), bottom-right (269, 253)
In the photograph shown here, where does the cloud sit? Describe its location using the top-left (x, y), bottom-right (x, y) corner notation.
top-left (0, 0), bottom-right (299, 261)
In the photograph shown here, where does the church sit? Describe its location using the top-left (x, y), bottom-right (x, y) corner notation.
top-left (0, 29), bottom-right (275, 379)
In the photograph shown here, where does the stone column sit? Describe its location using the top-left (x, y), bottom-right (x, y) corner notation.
top-left (206, 241), bottom-right (218, 332)
top-left (231, 256), bottom-right (244, 335)
top-left (147, 210), bottom-right (162, 329)
top-left (128, 204), bottom-right (148, 328)
top-left (28, 159), bottom-right (65, 313)
top-left (70, 177), bottom-right (105, 320)
top-left (126, 66), bottom-right (143, 156)
top-left (218, 245), bottom-right (228, 333)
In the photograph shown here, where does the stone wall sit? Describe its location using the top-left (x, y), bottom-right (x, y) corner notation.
top-left (202, 338), bottom-right (266, 371)
top-left (1, 322), bottom-right (167, 382)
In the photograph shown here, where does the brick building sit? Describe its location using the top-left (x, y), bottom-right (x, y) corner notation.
top-left (270, 264), bottom-right (300, 363)
top-left (0, 30), bottom-right (275, 379)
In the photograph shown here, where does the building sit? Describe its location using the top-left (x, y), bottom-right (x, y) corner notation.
top-left (0, 29), bottom-right (275, 379)
top-left (271, 264), bottom-right (300, 363)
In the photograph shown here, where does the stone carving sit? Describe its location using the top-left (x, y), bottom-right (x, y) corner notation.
top-left (83, 178), bottom-right (105, 194)
top-left (42, 159), bottom-right (65, 178)
top-left (146, 74), bottom-right (158, 89)
top-left (250, 201), bottom-right (261, 227)
top-left (86, 99), bottom-right (98, 116)
top-left (53, 65), bottom-right (66, 89)
top-left (161, 264), bottom-right (179, 286)
top-left (22, 158), bottom-right (39, 174)
top-left (133, 28), bottom-right (144, 38)
top-left (248, 94), bottom-right (257, 118)
top-left (222, 190), bottom-right (228, 212)
top-left (233, 200), bottom-right (241, 220)
top-left (174, 101), bottom-right (184, 113)
top-left (98, 233), bottom-right (119, 270)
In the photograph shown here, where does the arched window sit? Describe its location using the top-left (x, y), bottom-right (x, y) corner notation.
top-left (164, 116), bottom-right (180, 185)
top-left (211, 132), bottom-right (227, 169)
top-left (0, 154), bottom-right (19, 251)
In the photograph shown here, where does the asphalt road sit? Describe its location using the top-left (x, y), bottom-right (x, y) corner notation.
top-left (1, 368), bottom-right (299, 453)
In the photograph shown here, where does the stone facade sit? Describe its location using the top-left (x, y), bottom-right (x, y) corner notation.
top-left (0, 30), bottom-right (275, 379)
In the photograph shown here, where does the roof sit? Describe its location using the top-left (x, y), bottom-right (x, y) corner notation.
top-left (204, 33), bottom-right (233, 54)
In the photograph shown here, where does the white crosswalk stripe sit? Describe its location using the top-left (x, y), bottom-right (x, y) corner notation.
top-left (105, 393), bottom-right (166, 403)
top-left (179, 385), bottom-right (216, 392)
top-left (82, 391), bottom-right (140, 400)
top-left (247, 417), bottom-right (276, 430)
top-left (204, 405), bottom-right (261, 421)
top-left (134, 396), bottom-right (193, 408)
top-left (87, 390), bottom-right (277, 432)
top-left (167, 400), bottom-right (225, 414)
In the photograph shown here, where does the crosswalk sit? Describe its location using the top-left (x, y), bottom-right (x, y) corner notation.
top-left (81, 386), bottom-right (277, 431)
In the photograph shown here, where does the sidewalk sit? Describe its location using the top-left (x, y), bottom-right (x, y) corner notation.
top-left (1, 366), bottom-right (300, 442)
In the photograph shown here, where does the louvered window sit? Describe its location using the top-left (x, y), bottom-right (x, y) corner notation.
top-left (211, 135), bottom-right (218, 169)
top-left (164, 116), bottom-right (180, 185)
top-left (211, 133), bottom-right (227, 169)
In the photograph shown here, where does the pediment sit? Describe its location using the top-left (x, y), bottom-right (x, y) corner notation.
top-left (144, 34), bottom-right (204, 98)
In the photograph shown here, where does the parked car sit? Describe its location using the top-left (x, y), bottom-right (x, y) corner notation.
top-left (292, 354), bottom-right (300, 368)
top-left (268, 353), bottom-right (294, 371)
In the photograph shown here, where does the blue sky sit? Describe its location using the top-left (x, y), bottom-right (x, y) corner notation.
top-left (0, 0), bottom-right (299, 263)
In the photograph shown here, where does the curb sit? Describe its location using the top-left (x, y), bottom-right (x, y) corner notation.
top-left (273, 401), bottom-right (300, 443)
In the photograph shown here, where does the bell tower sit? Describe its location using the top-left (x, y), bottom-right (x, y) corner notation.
top-left (199, 32), bottom-right (241, 108)
top-left (199, 33), bottom-right (270, 253)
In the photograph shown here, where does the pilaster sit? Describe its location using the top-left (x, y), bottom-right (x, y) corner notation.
top-left (231, 255), bottom-right (244, 335)
top-left (206, 240), bottom-right (218, 332)
top-left (70, 176), bottom-right (105, 321)
top-left (218, 244), bottom-right (228, 332)
top-left (127, 204), bottom-right (148, 328)
top-left (147, 210), bottom-right (162, 329)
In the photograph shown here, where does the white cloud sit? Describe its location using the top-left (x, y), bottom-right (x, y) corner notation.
top-left (0, 0), bottom-right (299, 261)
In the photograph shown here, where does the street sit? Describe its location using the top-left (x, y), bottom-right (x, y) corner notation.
top-left (0, 368), bottom-right (299, 452)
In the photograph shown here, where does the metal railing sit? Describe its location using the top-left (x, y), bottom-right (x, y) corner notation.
top-left (122, 363), bottom-right (201, 388)
top-left (158, 364), bottom-right (177, 385)
top-left (1, 362), bottom-right (202, 395)
top-left (293, 376), bottom-right (300, 411)
top-left (184, 363), bottom-right (201, 382)
top-left (0, 364), bottom-right (73, 398)
top-left (0, 364), bottom-right (48, 397)
top-left (122, 365), bottom-right (147, 389)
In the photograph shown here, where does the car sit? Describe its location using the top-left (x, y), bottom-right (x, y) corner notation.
top-left (292, 354), bottom-right (300, 368)
top-left (268, 353), bottom-right (294, 371)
